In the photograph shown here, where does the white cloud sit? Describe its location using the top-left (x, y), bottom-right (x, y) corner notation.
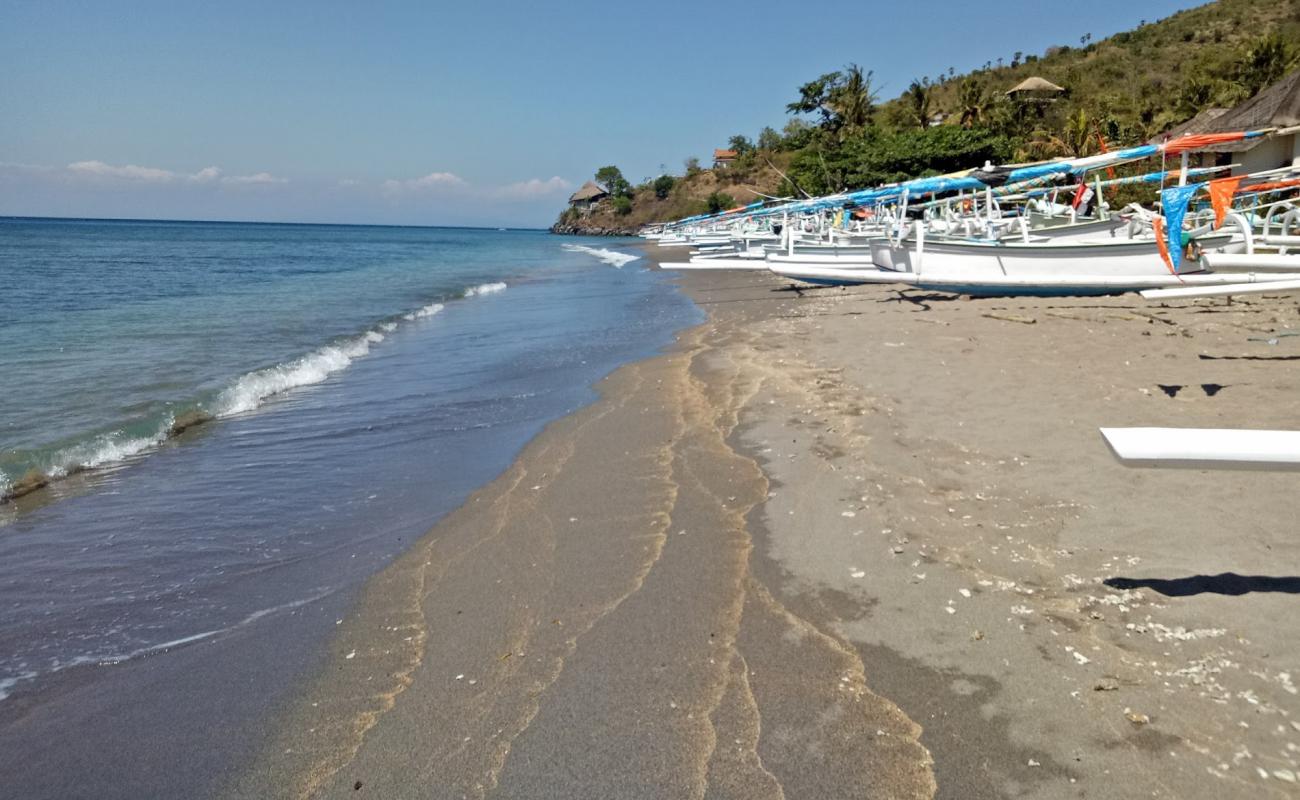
top-left (222, 171), bottom-right (287, 185)
top-left (62, 161), bottom-right (285, 186)
top-left (67, 160), bottom-right (177, 182)
top-left (493, 176), bottom-right (573, 200)
top-left (381, 171), bottom-right (467, 195)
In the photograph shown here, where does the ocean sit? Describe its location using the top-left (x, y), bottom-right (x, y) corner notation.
top-left (0, 218), bottom-right (699, 796)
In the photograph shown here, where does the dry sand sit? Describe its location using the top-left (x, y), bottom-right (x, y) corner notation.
top-left (232, 246), bottom-right (1300, 799)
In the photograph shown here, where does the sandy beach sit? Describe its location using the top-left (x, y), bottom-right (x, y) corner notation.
top-left (232, 245), bottom-right (1300, 799)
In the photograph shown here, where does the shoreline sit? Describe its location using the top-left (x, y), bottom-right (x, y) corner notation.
top-left (233, 246), bottom-right (1300, 798)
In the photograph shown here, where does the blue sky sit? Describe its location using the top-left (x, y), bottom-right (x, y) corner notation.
top-left (1, 0), bottom-right (1206, 227)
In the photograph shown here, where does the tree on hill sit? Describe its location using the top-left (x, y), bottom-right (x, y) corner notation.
top-left (1027, 108), bottom-right (1099, 158)
top-left (956, 77), bottom-right (992, 129)
top-left (705, 192), bottom-right (735, 214)
top-left (905, 80), bottom-right (933, 130)
top-left (594, 166), bottom-right (631, 198)
top-left (728, 134), bottom-right (755, 154)
top-left (757, 126), bottom-right (782, 151)
top-left (1235, 33), bottom-right (1297, 98)
top-left (652, 174), bottom-right (675, 199)
top-left (786, 64), bottom-right (877, 137)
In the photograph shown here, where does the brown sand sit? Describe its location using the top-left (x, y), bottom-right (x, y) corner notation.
top-left (232, 248), bottom-right (1300, 799)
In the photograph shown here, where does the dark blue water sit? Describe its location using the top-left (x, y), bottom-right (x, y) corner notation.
top-left (0, 219), bottom-right (697, 796)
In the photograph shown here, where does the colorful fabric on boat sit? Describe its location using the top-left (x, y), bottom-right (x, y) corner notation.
top-left (1160, 185), bottom-right (1199, 270)
top-left (1071, 183), bottom-right (1094, 210)
top-left (1207, 176), bottom-right (1244, 228)
top-left (1237, 177), bottom-right (1300, 195)
top-left (1161, 131), bottom-right (1264, 155)
top-left (1151, 216), bottom-right (1176, 275)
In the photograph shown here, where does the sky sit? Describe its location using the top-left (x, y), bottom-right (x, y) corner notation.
top-left (1, 0), bottom-right (1208, 228)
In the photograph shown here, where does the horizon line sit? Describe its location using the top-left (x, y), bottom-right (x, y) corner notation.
top-left (0, 214), bottom-right (551, 232)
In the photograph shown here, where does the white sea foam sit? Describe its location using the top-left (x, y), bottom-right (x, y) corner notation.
top-left (403, 302), bottom-right (445, 321)
top-left (6, 282), bottom-right (502, 495)
top-left (0, 588), bottom-right (337, 703)
top-left (0, 671), bottom-right (38, 702)
top-left (561, 244), bottom-right (639, 268)
top-left (464, 281), bottom-right (507, 297)
top-left (214, 333), bottom-right (382, 417)
top-left (53, 428), bottom-right (172, 476)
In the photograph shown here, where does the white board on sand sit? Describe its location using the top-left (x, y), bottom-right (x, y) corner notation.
top-left (1141, 278), bottom-right (1300, 301)
top-left (1100, 427), bottom-right (1300, 470)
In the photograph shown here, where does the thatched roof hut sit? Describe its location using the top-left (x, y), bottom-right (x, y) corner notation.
top-left (1161, 69), bottom-right (1300, 173)
top-left (1006, 76), bottom-right (1066, 96)
top-left (568, 181), bottom-right (609, 205)
top-left (1196, 69), bottom-right (1300, 149)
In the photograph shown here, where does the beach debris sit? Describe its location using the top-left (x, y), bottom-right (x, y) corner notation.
top-left (1124, 709), bottom-right (1150, 725)
top-left (1094, 678), bottom-right (1120, 692)
top-left (455, 674), bottom-right (464, 680)
top-left (958, 588), bottom-right (972, 598)
top-left (1248, 332), bottom-right (1299, 345)
top-left (354, 780), bottom-right (363, 790)
top-left (971, 630), bottom-right (984, 641)
top-left (850, 568), bottom-right (866, 579)
top-left (345, 650), bottom-right (356, 660)
top-left (891, 545), bottom-right (905, 554)
top-left (1028, 759), bottom-right (1041, 767)
top-left (982, 312), bottom-right (1036, 325)
top-left (945, 606), bottom-right (957, 615)
top-left (841, 510), bottom-right (856, 518)
top-left (1274, 769), bottom-right (1297, 783)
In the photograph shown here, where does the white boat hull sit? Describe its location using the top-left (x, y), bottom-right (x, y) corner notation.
top-left (1102, 427), bottom-right (1300, 470)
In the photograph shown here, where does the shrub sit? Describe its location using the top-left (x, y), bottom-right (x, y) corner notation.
top-left (705, 192), bottom-right (735, 214)
top-left (612, 196), bottom-right (633, 216)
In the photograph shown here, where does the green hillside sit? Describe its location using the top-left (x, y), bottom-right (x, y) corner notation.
top-left (557, 0), bottom-right (1300, 232)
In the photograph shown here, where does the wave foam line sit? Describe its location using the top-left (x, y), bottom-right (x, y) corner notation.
top-left (561, 243), bottom-right (639, 268)
top-left (464, 281), bottom-right (507, 297)
top-left (0, 588), bottom-right (337, 703)
top-left (402, 302), bottom-right (444, 322)
top-left (2, 279), bottom-right (511, 501)
top-left (214, 330), bottom-right (386, 417)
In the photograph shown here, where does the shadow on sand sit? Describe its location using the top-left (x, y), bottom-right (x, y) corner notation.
top-left (1105, 573), bottom-right (1300, 597)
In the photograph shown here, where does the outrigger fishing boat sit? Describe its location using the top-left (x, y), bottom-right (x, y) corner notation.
top-left (654, 128), bottom-right (1300, 296)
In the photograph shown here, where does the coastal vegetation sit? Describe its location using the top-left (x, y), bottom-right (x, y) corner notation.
top-left (556, 0), bottom-right (1300, 233)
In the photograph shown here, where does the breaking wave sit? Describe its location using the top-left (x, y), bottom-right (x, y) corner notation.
top-left (561, 244), bottom-right (639, 268)
top-left (2, 280), bottom-right (509, 502)
top-left (464, 281), bottom-right (507, 297)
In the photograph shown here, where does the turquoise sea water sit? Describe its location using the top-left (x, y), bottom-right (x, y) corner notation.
top-left (0, 218), bottom-right (698, 796)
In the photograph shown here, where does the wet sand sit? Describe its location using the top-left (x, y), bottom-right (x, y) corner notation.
top-left (233, 248), bottom-right (1300, 798)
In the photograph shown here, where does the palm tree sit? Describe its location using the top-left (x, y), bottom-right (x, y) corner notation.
top-left (906, 80), bottom-right (933, 130)
top-left (956, 77), bottom-right (989, 128)
top-left (827, 64), bottom-right (877, 134)
top-left (1029, 108), bottom-right (1097, 158)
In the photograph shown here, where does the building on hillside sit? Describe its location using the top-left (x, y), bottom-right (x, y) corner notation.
top-left (1181, 69), bottom-right (1300, 175)
top-left (1005, 76), bottom-right (1066, 101)
top-left (568, 181), bottom-right (609, 213)
top-left (1148, 108), bottom-right (1230, 169)
top-left (713, 149), bottom-right (738, 168)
